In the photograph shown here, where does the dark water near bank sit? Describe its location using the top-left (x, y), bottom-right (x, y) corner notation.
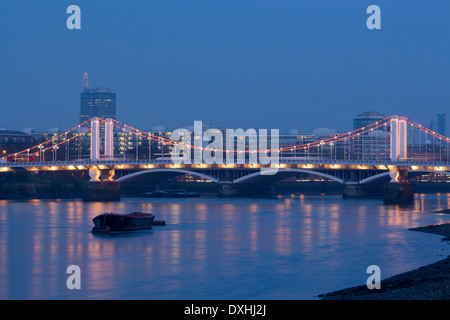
top-left (1, 194), bottom-right (450, 300)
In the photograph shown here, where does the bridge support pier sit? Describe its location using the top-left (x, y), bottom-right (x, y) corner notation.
top-left (342, 182), bottom-right (383, 199)
top-left (83, 166), bottom-right (121, 201)
top-left (217, 182), bottom-right (275, 198)
top-left (383, 182), bottom-right (414, 204)
top-left (382, 166), bottom-right (414, 204)
top-left (82, 181), bottom-right (121, 202)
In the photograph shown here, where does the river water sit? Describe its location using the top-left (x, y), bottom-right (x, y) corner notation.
top-left (1, 193), bottom-right (450, 300)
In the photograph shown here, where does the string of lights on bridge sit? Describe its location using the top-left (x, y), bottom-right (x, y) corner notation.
top-left (109, 117), bottom-right (396, 154)
top-left (2, 115), bottom-right (450, 162)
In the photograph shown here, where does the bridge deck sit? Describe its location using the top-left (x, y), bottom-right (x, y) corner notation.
top-left (1, 158), bottom-right (450, 170)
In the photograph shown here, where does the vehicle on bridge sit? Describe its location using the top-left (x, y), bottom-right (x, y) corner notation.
top-left (6, 154), bottom-right (35, 162)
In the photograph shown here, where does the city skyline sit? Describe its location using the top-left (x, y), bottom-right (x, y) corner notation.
top-left (0, 67), bottom-right (447, 135)
top-left (0, 1), bottom-right (449, 133)
top-left (1, 86), bottom-right (446, 136)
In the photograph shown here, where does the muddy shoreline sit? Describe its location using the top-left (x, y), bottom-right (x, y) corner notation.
top-left (319, 223), bottom-right (450, 300)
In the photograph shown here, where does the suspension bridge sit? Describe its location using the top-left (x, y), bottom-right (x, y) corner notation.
top-left (1, 115), bottom-right (450, 202)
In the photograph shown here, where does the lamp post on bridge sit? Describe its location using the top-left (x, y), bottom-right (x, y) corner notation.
top-left (52, 145), bottom-right (59, 162)
top-left (40, 145), bottom-right (45, 162)
top-left (148, 132), bottom-right (152, 160)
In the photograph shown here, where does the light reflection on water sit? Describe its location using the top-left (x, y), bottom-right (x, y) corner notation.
top-left (0, 194), bottom-right (450, 299)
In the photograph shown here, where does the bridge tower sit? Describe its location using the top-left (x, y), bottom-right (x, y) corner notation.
top-left (385, 115), bottom-right (413, 203)
top-left (90, 117), bottom-right (100, 160)
top-left (83, 117), bottom-right (120, 201)
top-left (343, 115), bottom-right (413, 204)
top-left (104, 118), bottom-right (114, 159)
top-left (390, 116), bottom-right (407, 161)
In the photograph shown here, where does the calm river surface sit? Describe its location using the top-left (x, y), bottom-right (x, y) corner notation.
top-left (1, 194), bottom-right (450, 300)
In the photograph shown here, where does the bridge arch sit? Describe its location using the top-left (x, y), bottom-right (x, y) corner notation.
top-left (233, 168), bottom-right (345, 184)
top-left (116, 168), bottom-right (220, 183)
top-left (359, 172), bottom-right (390, 184)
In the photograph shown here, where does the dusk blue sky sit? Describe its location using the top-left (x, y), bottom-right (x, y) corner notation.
top-left (0, 0), bottom-right (449, 132)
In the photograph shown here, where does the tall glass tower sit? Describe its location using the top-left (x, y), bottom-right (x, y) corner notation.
top-left (79, 74), bottom-right (116, 124)
top-left (429, 113), bottom-right (446, 136)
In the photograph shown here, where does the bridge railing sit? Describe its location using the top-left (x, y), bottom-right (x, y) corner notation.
top-left (0, 158), bottom-right (175, 168)
top-left (2, 158), bottom-right (450, 169)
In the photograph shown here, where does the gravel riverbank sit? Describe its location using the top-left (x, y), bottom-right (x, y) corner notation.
top-left (319, 223), bottom-right (450, 300)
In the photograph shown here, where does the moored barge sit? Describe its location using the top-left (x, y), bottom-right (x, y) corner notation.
top-left (92, 212), bottom-right (156, 233)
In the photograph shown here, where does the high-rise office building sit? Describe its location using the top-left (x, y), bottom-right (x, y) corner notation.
top-left (353, 111), bottom-right (386, 130)
top-left (80, 73), bottom-right (116, 124)
top-left (352, 111), bottom-right (389, 160)
top-left (429, 113), bottom-right (446, 136)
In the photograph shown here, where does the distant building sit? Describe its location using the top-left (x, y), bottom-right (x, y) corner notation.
top-left (0, 130), bottom-right (37, 157)
top-left (80, 87), bottom-right (116, 124)
top-left (312, 127), bottom-right (337, 137)
top-left (79, 74), bottom-right (116, 124)
top-left (353, 111), bottom-right (386, 130)
top-left (352, 111), bottom-right (390, 160)
top-left (429, 113), bottom-right (446, 136)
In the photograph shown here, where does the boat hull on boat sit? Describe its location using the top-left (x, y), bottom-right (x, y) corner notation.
top-left (92, 212), bottom-right (155, 233)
